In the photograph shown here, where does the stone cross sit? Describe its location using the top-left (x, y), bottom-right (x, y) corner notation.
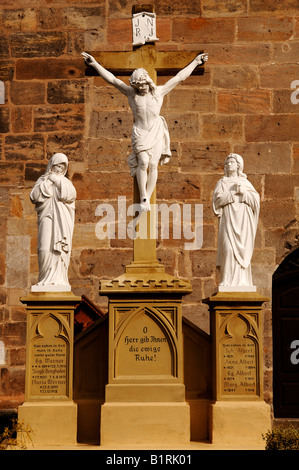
top-left (85, 16), bottom-right (205, 270)
top-left (89, 44), bottom-right (205, 85)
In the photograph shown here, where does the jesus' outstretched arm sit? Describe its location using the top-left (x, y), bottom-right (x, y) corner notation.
top-left (82, 52), bottom-right (132, 96)
top-left (159, 53), bottom-right (208, 97)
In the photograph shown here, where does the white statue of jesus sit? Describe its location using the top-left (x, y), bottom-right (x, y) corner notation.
top-left (82, 51), bottom-right (208, 212)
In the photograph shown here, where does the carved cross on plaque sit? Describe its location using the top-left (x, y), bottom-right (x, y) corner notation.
top-left (83, 6), bottom-right (206, 271)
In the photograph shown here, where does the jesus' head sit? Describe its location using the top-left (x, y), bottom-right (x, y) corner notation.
top-left (129, 68), bottom-right (156, 96)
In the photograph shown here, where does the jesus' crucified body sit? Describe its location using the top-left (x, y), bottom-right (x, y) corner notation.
top-left (82, 51), bottom-right (208, 212)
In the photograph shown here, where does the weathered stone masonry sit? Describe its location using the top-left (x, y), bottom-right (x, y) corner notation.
top-left (1, 0), bottom-right (299, 410)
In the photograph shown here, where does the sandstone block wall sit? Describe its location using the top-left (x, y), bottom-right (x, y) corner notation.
top-left (1, 0), bottom-right (299, 408)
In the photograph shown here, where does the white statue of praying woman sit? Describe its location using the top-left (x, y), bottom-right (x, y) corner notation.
top-left (212, 154), bottom-right (260, 290)
top-left (82, 51), bottom-right (208, 212)
top-left (30, 153), bottom-right (76, 291)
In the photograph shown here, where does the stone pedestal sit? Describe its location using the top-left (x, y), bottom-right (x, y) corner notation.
top-left (204, 291), bottom-right (272, 447)
top-left (18, 292), bottom-right (80, 447)
top-left (100, 263), bottom-right (192, 446)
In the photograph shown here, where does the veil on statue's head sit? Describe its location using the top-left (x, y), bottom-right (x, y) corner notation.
top-left (224, 153), bottom-right (247, 178)
top-left (44, 153), bottom-right (68, 177)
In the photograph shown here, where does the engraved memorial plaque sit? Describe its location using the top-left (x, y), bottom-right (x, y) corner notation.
top-left (28, 314), bottom-right (70, 399)
top-left (220, 314), bottom-right (259, 396)
top-left (115, 307), bottom-right (176, 378)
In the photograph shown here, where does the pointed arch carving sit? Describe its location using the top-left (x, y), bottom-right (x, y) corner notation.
top-left (30, 311), bottom-right (70, 344)
top-left (113, 304), bottom-right (179, 380)
top-left (220, 312), bottom-right (259, 346)
top-left (273, 247), bottom-right (299, 283)
top-left (219, 312), bottom-right (260, 397)
top-left (28, 311), bottom-right (72, 399)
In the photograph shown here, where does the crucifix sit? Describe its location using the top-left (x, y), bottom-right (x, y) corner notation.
top-left (82, 6), bottom-right (208, 274)
top-left (82, 8), bottom-right (208, 445)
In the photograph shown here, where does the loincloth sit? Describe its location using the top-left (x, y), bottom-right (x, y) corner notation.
top-left (128, 116), bottom-right (171, 177)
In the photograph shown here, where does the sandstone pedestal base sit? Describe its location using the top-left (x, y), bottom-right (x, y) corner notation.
top-left (101, 401), bottom-right (190, 447)
top-left (18, 401), bottom-right (77, 447)
top-left (100, 264), bottom-right (192, 447)
top-left (204, 292), bottom-right (271, 447)
top-left (18, 292), bottom-right (80, 447)
top-left (209, 400), bottom-right (271, 447)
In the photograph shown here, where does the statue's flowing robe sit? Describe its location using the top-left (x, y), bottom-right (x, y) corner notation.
top-left (212, 176), bottom-right (260, 287)
top-left (128, 116), bottom-right (171, 177)
top-left (30, 158), bottom-right (76, 287)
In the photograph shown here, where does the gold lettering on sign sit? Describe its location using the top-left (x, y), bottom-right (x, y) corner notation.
top-left (29, 315), bottom-right (69, 398)
top-left (220, 315), bottom-right (258, 396)
top-left (115, 310), bottom-right (175, 378)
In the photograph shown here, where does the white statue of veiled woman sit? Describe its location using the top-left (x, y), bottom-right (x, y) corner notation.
top-left (30, 153), bottom-right (76, 292)
top-left (212, 154), bottom-right (260, 291)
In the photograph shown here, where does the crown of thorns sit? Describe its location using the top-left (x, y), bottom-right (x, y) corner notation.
top-left (130, 68), bottom-right (153, 85)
